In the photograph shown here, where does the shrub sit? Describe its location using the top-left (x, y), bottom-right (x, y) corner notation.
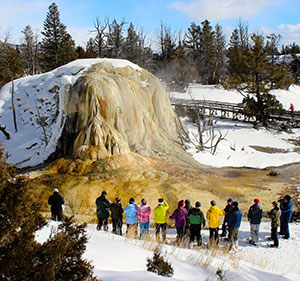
top-left (0, 145), bottom-right (97, 281)
top-left (146, 247), bottom-right (174, 277)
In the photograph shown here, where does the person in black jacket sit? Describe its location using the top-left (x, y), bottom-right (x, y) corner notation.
top-left (247, 198), bottom-right (263, 245)
top-left (109, 197), bottom-right (123, 235)
top-left (96, 191), bottom-right (111, 231)
top-left (48, 188), bottom-right (64, 221)
top-left (221, 198), bottom-right (233, 237)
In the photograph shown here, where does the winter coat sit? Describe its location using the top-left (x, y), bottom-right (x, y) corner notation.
top-left (124, 203), bottom-right (138, 224)
top-left (137, 204), bottom-right (151, 223)
top-left (110, 203), bottom-right (123, 220)
top-left (224, 204), bottom-right (232, 222)
top-left (248, 203), bottom-right (263, 224)
top-left (48, 192), bottom-right (64, 212)
top-left (280, 201), bottom-right (293, 223)
top-left (153, 201), bottom-right (169, 224)
top-left (187, 208), bottom-right (206, 227)
top-left (170, 208), bottom-right (188, 228)
top-left (228, 208), bottom-right (242, 228)
top-left (206, 206), bottom-right (224, 228)
top-left (96, 195), bottom-right (111, 219)
top-left (268, 207), bottom-right (280, 227)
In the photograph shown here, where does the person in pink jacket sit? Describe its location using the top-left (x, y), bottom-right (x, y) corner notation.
top-left (137, 198), bottom-right (152, 239)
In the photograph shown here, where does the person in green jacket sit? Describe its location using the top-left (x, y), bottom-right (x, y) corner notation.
top-left (267, 201), bottom-right (280, 248)
top-left (153, 198), bottom-right (169, 242)
top-left (96, 191), bottom-right (111, 231)
top-left (187, 201), bottom-right (206, 246)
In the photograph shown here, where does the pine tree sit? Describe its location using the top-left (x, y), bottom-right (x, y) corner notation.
top-left (225, 34), bottom-right (292, 125)
top-left (40, 2), bottom-right (77, 71)
top-left (0, 43), bottom-right (24, 87)
top-left (199, 20), bottom-right (216, 84)
top-left (214, 24), bottom-right (226, 83)
top-left (124, 23), bottom-right (141, 64)
top-left (0, 145), bottom-right (97, 280)
top-left (85, 38), bottom-right (98, 58)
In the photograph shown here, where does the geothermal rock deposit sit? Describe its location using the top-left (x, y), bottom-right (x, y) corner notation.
top-left (0, 59), bottom-right (190, 168)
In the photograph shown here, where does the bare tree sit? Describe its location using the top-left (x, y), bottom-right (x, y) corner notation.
top-left (91, 17), bottom-right (108, 57)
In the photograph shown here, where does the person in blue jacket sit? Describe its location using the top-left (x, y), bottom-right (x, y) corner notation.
top-left (280, 195), bottom-right (293, 239)
top-left (124, 198), bottom-right (138, 237)
top-left (227, 201), bottom-right (242, 250)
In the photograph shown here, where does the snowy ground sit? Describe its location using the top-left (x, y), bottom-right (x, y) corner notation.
top-left (170, 84), bottom-right (300, 168)
top-left (36, 221), bottom-right (300, 281)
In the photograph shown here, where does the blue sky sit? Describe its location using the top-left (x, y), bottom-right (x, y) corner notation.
top-left (1, 0), bottom-right (300, 47)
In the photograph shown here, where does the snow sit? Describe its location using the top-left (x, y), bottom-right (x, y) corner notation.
top-left (170, 84), bottom-right (300, 168)
top-left (0, 59), bottom-right (141, 168)
top-left (35, 221), bottom-right (300, 281)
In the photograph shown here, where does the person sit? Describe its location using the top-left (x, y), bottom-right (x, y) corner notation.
top-left (206, 200), bottom-right (224, 245)
top-left (109, 197), bottom-right (123, 235)
top-left (227, 201), bottom-right (242, 250)
top-left (48, 188), bottom-right (64, 221)
top-left (280, 195), bottom-right (293, 239)
top-left (124, 198), bottom-right (138, 237)
top-left (137, 198), bottom-right (152, 239)
top-left (153, 198), bottom-right (169, 242)
top-left (289, 103), bottom-right (295, 117)
top-left (170, 200), bottom-right (188, 244)
top-left (221, 198), bottom-right (233, 238)
top-left (267, 201), bottom-right (280, 247)
top-left (96, 191), bottom-right (111, 231)
top-left (247, 198), bottom-right (263, 245)
top-left (187, 201), bottom-right (206, 247)
top-left (184, 199), bottom-right (192, 235)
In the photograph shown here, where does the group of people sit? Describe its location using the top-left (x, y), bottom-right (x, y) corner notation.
top-left (94, 191), bottom-right (294, 249)
top-left (47, 189), bottom-right (294, 250)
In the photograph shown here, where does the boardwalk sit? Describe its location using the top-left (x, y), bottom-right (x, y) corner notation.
top-left (171, 98), bottom-right (300, 126)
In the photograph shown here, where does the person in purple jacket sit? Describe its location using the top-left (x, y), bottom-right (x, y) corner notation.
top-left (170, 200), bottom-right (188, 244)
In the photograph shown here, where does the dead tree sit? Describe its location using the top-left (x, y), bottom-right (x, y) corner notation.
top-left (11, 77), bottom-right (18, 132)
top-left (0, 124), bottom-right (11, 139)
top-left (35, 101), bottom-right (48, 145)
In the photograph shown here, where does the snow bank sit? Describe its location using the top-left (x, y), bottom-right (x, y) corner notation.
top-left (171, 84), bottom-right (300, 168)
top-left (35, 221), bottom-right (300, 281)
top-left (0, 59), bottom-right (141, 168)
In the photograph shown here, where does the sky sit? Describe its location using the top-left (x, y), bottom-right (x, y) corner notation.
top-left (0, 0), bottom-right (300, 48)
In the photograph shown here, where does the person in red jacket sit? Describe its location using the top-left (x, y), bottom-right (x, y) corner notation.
top-left (289, 103), bottom-right (295, 117)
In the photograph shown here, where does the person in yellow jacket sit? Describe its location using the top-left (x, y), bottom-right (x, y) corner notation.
top-left (206, 200), bottom-right (225, 244)
top-left (153, 198), bottom-right (169, 242)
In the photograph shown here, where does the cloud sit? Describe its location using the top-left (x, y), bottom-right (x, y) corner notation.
top-left (169, 0), bottom-right (275, 21)
top-left (260, 23), bottom-right (300, 45)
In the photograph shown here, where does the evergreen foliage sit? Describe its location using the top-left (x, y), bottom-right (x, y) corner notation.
top-left (0, 43), bottom-right (24, 87)
top-left (0, 145), bottom-right (97, 281)
top-left (40, 2), bottom-right (77, 71)
top-left (146, 248), bottom-right (174, 277)
top-left (224, 33), bottom-right (292, 125)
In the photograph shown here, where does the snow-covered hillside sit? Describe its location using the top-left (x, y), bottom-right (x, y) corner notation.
top-left (171, 84), bottom-right (300, 168)
top-left (0, 59), bottom-right (141, 168)
top-left (36, 221), bottom-right (300, 281)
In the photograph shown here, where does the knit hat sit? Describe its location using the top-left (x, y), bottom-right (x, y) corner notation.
top-left (141, 198), bottom-right (147, 205)
top-left (210, 200), bottom-right (216, 206)
top-left (272, 201), bottom-right (278, 207)
top-left (195, 201), bottom-right (201, 208)
top-left (129, 198), bottom-right (135, 204)
top-left (158, 198), bottom-right (164, 204)
top-left (185, 199), bottom-right (191, 205)
top-left (178, 200), bottom-right (184, 208)
top-left (53, 188), bottom-right (59, 193)
top-left (254, 198), bottom-right (260, 203)
top-left (101, 191), bottom-right (107, 196)
top-left (284, 195), bottom-right (291, 201)
top-left (227, 198), bottom-right (233, 203)
top-left (232, 201), bottom-right (238, 208)
top-left (115, 197), bottom-right (121, 203)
